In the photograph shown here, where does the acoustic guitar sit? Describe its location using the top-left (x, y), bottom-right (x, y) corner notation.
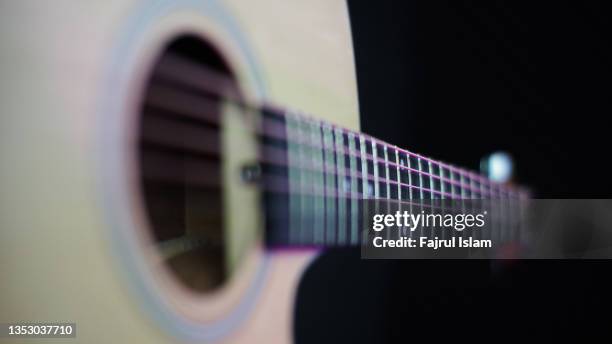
top-left (0, 1), bottom-right (526, 343)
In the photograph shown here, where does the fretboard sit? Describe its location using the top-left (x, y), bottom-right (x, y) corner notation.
top-left (259, 107), bottom-right (528, 248)
top-left (146, 53), bottom-right (528, 249)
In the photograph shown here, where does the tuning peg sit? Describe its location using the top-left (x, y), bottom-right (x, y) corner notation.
top-left (480, 151), bottom-right (514, 183)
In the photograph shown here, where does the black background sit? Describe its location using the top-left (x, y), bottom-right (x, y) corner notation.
top-left (351, 1), bottom-right (611, 198)
top-left (296, 1), bottom-right (612, 342)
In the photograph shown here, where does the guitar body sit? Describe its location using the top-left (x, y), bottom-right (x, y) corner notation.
top-left (0, 1), bottom-right (358, 343)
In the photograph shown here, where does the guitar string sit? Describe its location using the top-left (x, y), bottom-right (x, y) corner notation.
top-left (154, 53), bottom-right (514, 190)
top-left (142, 99), bottom-right (525, 199)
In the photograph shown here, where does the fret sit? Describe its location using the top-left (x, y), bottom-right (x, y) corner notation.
top-left (427, 161), bottom-right (437, 199)
top-left (463, 173), bottom-right (474, 243)
top-left (503, 187), bottom-right (510, 242)
top-left (436, 162), bottom-right (447, 240)
top-left (402, 153), bottom-right (412, 201)
top-left (383, 145), bottom-right (391, 200)
top-left (512, 191), bottom-right (521, 242)
top-left (468, 174), bottom-right (476, 199)
top-left (378, 145), bottom-right (391, 239)
top-left (398, 152), bottom-right (413, 238)
top-left (458, 168), bottom-right (465, 199)
top-left (285, 112), bottom-right (301, 244)
top-left (347, 132), bottom-right (359, 244)
top-left (371, 140), bottom-right (380, 198)
top-left (501, 185), bottom-right (508, 242)
top-left (491, 183), bottom-right (499, 243)
top-left (392, 148), bottom-right (401, 200)
top-left (406, 155), bottom-right (419, 198)
top-left (470, 173), bottom-right (477, 197)
top-left (481, 178), bottom-right (489, 242)
top-left (460, 172), bottom-right (470, 199)
top-left (495, 184), bottom-right (505, 240)
top-left (458, 170), bottom-right (469, 221)
top-left (441, 166), bottom-right (449, 198)
top-left (451, 169), bottom-right (461, 199)
top-left (309, 120), bottom-right (325, 244)
top-left (499, 187), bottom-right (506, 242)
top-left (481, 178), bottom-right (490, 199)
top-left (371, 140), bottom-right (384, 239)
top-left (468, 174), bottom-right (481, 240)
top-left (411, 156), bottom-right (423, 236)
top-left (427, 160), bottom-right (437, 239)
top-left (403, 152), bottom-right (413, 202)
top-left (398, 152), bottom-right (409, 196)
top-left (505, 189), bottom-right (512, 242)
top-left (447, 167), bottom-right (454, 199)
top-left (463, 172), bottom-right (472, 199)
top-left (441, 167), bottom-right (451, 199)
top-left (424, 161), bottom-right (432, 198)
top-left (470, 176), bottom-right (480, 199)
top-left (334, 127), bottom-right (347, 245)
top-left (430, 161), bottom-right (441, 199)
top-left (359, 135), bottom-right (370, 244)
top-left (518, 189), bottom-right (527, 243)
top-left (296, 119), bottom-right (313, 244)
top-left (359, 136), bottom-right (369, 199)
top-left (405, 153), bottom-right (418, 237)
top-left (322, 124), bottom-right (336, 245)
top-left (417, 157), bottom-right (427, 199)
top-left (394, 148), bottom-right (406, 237)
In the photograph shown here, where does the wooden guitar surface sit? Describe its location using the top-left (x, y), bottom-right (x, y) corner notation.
top-left (0, 1), bottom-right (358, 343)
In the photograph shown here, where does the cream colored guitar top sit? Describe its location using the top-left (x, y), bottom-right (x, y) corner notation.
top-left (0, 1), bottom-right (358, 343)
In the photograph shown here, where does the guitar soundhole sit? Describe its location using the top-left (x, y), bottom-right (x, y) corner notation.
top-left (137, 35), bottom-right (236, 293)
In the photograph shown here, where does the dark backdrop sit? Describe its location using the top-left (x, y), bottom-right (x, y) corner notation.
top-left (296, 1), bottom-right (612, 342)
top-left (351, 1), bottom-right (611, 198)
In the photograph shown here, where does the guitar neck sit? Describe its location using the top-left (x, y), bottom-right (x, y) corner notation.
top-left (259, 107), bottom-right (529, 248)
top-left (150, 53), bottom-right (528, 249)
